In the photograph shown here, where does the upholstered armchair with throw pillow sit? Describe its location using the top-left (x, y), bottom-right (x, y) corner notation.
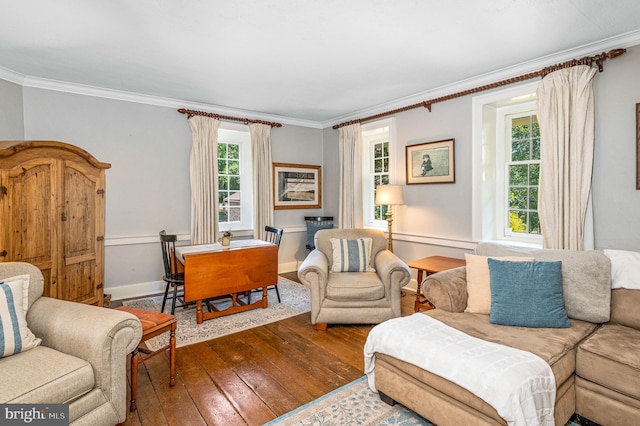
top-left (298, 228), bottom-right (411, 330)
top-left (0, 262), bottom-right (142, 426)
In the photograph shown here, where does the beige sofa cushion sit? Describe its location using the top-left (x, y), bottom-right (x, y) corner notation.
top-left (326, 272), bottom-right (385, 301)
top-left (576, 323), bottom-right (640, 400)
top-left (426, 310), bottom-right (597, 385)
top-left (0, 346), bottom-right (94, 404)
top-left (611, 288), bottom-right (640, 329)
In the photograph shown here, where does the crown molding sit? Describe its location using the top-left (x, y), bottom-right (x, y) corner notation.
top-left (12, 73), bottom-right (324, 129)
top-left (321, 29), bottom-right (640, 128)
top-left (2, 30), bottom-right (638, 130)
top-left (0, 66), bottom-right (26, 85)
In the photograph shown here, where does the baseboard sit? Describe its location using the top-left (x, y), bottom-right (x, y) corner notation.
top-left (107, 280), bottom-right (165, 301)
top-left (403, 279), bottom-right (418, 294)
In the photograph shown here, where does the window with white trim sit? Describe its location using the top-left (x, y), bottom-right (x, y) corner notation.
top-left (217, 124), bottom-right (253, 232)
top-left (472, 82), bottom-right (542, 245)
top-left (501, 110), bottom-right (541, 238)
top-left (362, 118), bottom-right (395, 228)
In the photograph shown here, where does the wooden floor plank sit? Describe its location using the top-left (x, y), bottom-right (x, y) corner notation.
top-left (176, 345), bottom-right (247, 426)
top-left (120, 275), bottom-right (417, 426)
top-left (189, 341), bottom-right (276, 426)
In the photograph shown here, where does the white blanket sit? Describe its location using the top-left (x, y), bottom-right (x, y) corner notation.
top-left (364, 314), bottom-right (556, 426)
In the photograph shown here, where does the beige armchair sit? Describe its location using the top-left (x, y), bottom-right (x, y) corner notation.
top-left (298, 228), bottom-right (411, 330)
top-left (0, 262), bottom-right (142, 426)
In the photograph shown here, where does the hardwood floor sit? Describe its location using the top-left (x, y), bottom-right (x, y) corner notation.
top-left (122, 278), bottom-right (416, 426)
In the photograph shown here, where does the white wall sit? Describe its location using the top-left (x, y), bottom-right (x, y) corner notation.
top-left (592, 46), bottom-right (640, 250)
top-left (0, 79), bottom-right (24, 139)
top-left (17, 87), bottom-right (324, 298)
top-left (3, 44), bottom-right (640, 298)
top-left (320, 45), bottom-right (640, 289)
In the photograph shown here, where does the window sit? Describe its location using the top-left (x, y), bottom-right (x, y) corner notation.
top-left (362, 118), bottom-right (394, 228)
top-left (217, 124), bottom-right (252, 232)
top-left (504, 112), bottom-right (540, 237)
top-left (472, 82), bottom-right (542, 245)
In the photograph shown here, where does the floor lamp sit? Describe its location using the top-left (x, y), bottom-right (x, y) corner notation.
top-left (375, 184), bottom-right (404, 252)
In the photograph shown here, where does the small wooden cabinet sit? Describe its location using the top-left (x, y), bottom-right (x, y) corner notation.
top-left (0, 141), bottom-right (110, 305)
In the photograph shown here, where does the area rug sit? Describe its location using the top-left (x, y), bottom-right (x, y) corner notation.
top-left (265, 376), bottom-right (585, 426)
top-left (264, 376), bottom-right (432, 426)
top-left (122, 277), bottom-right (310, 351)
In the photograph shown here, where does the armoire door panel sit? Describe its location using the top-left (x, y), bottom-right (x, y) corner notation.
top-left (63, 163), bottom-right (98, 259)
top-left (0, 159), bottom-right (58, 297)
top-left (63, 260), bottom-right (98, 303)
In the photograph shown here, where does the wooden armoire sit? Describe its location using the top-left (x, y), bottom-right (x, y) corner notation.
top-left (0, 140), bottom-right (110, 306)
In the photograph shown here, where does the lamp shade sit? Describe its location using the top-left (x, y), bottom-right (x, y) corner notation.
top-left (375, 184), bottom-right (404, 205)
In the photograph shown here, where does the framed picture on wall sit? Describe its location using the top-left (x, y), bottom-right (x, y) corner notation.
top-left (273, 163), bottom-right (322, 209)
top-left (405, 138), bottom-right (455, 184)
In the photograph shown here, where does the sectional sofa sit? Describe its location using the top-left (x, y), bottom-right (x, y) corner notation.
top-left (369, 242), bottom-right (640, 425)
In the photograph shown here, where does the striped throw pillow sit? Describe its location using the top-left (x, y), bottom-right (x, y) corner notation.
top-left (329, 238), bottom-right (376, 272)
top-left (0, 274), bottom-right (41, 358)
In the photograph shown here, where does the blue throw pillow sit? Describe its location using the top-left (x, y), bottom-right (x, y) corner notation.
top-left (488, 258), bottom-right (570, 328)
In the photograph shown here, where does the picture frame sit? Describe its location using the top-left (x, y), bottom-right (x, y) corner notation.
top-left (405, 138), bottom-right (455, 184)
top-left (636, 103), bottom-right (640, 190)
top-left (273, 163), bottom-right (321, 209)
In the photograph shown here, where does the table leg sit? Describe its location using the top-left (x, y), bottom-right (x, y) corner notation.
top-left (130, 348), bottom-right (139, 412)
top-left (261, 287), bottom-right (268, 308)
top-left (169, 323), bottom-right (176, 387)
top-left (414, 270), bottom-right (424, 312)
top-left (196, 300), bottom-right (203, 324)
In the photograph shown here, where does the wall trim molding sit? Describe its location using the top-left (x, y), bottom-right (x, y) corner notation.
top-left (321, 29), bottom-right (640, 128)
top-left (2, 68), bottom-right (322, 129)
top-left (2, 30), bottom-right (637, 131)
top-left (392, 232), bottom-right (477, 251)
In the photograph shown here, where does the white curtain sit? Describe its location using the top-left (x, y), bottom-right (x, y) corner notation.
top-left (249, 123), bottom-right (273, 240)
top-left (338, 123), bottom-right (363, 228)
top-left (536, 65), bottom-right (597, 250)
top-left (188, 116), bottom-right (220, 244)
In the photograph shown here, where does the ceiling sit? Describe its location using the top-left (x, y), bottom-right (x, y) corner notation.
top-left (1, 1), bottom-right (640, 126)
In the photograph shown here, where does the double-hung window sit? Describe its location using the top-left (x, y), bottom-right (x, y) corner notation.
top-left (217, 124), bottom-right (253, 232)
top-left (472, 82), bottom-right (542, 245)
top-left (502, 111), bottom-right (541, 238)
top-left (362, 118), bottom-right (394, 228)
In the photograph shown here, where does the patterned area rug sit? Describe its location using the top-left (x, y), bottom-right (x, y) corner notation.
top-left (122, 277), bottom-right (310, 351)
top-left (265, 376), bottom-right (432, 426)
top-left (266, 376), bottom-right (585, 426)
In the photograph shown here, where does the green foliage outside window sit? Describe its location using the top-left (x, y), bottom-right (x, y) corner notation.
top-left (218, 142), bottom-right (241, 223)
top-left (508, 115), bottom-right (540, 235)
top-left (373, 141), bottom-right (390, 221)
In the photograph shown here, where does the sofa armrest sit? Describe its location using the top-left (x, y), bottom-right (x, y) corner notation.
top-left (298, 249), bottom-right (329, 289)
top-left (27, 297), bottom-right (142, 418)
top-left (423, 266), bottom-right (468, 312)
top-left (375, 250), bottom-right (411, 292)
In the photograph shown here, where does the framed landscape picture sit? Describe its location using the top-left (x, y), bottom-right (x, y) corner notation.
top-left (405, 138), bottom-right (455, 184)
top-left (273, 163), bottom-right (321, 209)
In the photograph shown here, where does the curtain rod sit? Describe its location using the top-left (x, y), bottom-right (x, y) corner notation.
top-left (177, 108), bottom-right (283, 128)
top-left (333, 48), bottom-right (626, 130)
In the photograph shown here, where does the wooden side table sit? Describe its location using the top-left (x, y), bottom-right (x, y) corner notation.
top-left (115, 306), bottom-right (177, 411)
top-left (407, 255), bottom-right (466, 312)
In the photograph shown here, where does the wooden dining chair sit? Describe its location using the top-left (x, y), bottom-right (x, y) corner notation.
top-left (248, 225), bottom-right (284, 304)
top-left (159, 230), bottom-right (187, 315)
